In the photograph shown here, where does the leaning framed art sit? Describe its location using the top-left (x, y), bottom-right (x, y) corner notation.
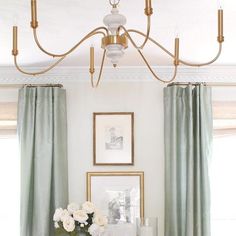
top-left (86, 171), bottom-right (144, 224)
top-left (93, 112), bottom-right (134, 165)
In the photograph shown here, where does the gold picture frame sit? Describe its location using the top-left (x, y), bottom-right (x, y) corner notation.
top-left (93, 112), bottom-right (134, 165)
top-left (87, 171), bottom-right (144, 223)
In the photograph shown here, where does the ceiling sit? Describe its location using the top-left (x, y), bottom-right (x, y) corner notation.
top-left (0, 0), bottom-right (235, 68)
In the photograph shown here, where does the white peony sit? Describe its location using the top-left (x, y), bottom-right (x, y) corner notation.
top-left (53, 208), bottom-right (64, 222)
top-left (63, 216), bottom-right (75, 232)
top-left (67, 202), bottom-right (80, 215)
top-left (82, 201), bottom-right (96, 214)
top-left (73, 209), bottom-right (89, 223)
top-left (93, 214), bottom-right (108, 226)
top-left (54, 222), bottom-right (60, 229)
top-left (88, 224), bottom-right (104, 236)
top-left (60, 209), bottom-right (70, 222)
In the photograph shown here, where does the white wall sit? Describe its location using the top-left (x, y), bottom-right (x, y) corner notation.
top-left (65, 81), bottom-right (165, 236)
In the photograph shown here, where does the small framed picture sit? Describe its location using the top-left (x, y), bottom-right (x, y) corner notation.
top-left (93, 112), bottom-right (134, 165)
top-left (86, 171), bottom-right (144, 224)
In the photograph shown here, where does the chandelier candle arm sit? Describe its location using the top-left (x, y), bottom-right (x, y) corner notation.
top-left (31, 0), bottom-right (38, 29)
top-left (90, 50), bottom-right (107, 88)
top-left (30, 0), bottom-right (109, 58)
top-left (127, 29), bottom-right (174, 57)
top-left (122, 26), bottom-right (178, 83)
top-left (117, 16), bottom-right (151, 50)
top-left (218, 9), bottom-right (224, 43)
top-left (12, 27), bottom-right (105, 75)
top-left (127, 29), bottom-right (223, 67)
top-left (12, 26), bottom-right (18, 56)
top-left (179, 43), bottom-right (222, 66)
top-left (138, 49), bottom-right (178, 83)
top-left (138, 0), bottom-right (152, 49)
top-left (32, 27), bottom-right (107, 58)
top-left (14, 55), bottom-right (66, 76)
top-left (136, 15), bottom-right (151, 49)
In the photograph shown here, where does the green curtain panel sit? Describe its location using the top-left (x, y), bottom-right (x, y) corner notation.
top-left (18, 87), bottom-right (69, 236)
top-left (164, 85), bottom-right (213, 236)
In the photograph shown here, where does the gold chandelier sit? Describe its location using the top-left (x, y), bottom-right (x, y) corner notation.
top-left (12, 0), bottom-right (224, 87)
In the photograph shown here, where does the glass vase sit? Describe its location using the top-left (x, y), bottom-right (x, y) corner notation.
top-left (136, 217), bottom-right (158, 236)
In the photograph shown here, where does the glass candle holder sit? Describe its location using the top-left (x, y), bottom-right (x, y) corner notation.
top-left (136, 217), bottom-right (158, 236)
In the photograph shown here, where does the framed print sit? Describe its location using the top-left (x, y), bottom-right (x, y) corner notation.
top-left (86, 171), bottom-right (144, 224)
top-left (93, 112), bottom-right (134, 165)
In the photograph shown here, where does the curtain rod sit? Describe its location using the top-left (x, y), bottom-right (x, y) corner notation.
top-left (168, 82), bottom-right (236, 87)
top-left (0, 84), bottom-right (63, 89)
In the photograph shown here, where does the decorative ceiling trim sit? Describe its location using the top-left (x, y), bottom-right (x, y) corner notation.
top-left (0, 66), bottom-right (236, 84)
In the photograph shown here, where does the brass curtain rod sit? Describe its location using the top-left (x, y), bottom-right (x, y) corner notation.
top-left (168, 82), bottom-right (236, 87)
top-left (0, 84), bottom-right (63, 89)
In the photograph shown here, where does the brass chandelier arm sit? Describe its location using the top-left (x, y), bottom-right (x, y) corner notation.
top-left (90, 50), bottom-right (107, 88)
top-left (33, 27), bottom-right (108, 58)
top-left (13, 30), bottom-right (106, 76)
top-left (14, 55), bottom-right (66, 76)
top-left (116, 0), bottom-right (151, 50)
top-left (135, 16), bottom-right (151, 49)
top-left (120, 26), bottom-right (178, 83)
top-left (138, 50), bottom-right (178, 83)
top-left (117, 17), bottom-right (150, 50)
top-left (127, 29), bottom-right (175, 57)
top-left (127, 29), bottom-right (223, 67)
top-left (179, 43), bottom-right (222, 67)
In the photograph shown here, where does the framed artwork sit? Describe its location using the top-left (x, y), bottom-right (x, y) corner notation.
top-left (93, 112), bottom-right (134, 165)
top-left (86, 171), bottom-right (144, 224)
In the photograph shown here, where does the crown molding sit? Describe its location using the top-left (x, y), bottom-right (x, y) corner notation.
top-left (0, 66), bottom-right (236, 84)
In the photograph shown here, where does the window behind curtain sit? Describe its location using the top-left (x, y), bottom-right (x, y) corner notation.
top-left (0, 102), bottom-right (19, 235)
top-left (211, 102), bottom-right (236, 236)
top-left (0, 102), bottom-right (17, 136)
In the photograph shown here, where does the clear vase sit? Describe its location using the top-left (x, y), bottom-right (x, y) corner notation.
top-left (136, 217), bottom-right (158, 236)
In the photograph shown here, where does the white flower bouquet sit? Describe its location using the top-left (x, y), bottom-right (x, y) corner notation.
top-left (53, 201), bottom-right (108, 236)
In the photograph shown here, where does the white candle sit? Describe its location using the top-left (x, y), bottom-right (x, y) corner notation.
top-left (140, 226), bottom-right (153, 236)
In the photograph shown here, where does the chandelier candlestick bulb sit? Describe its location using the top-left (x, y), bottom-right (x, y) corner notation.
top-left (218, 9), bottom-right (224, 43)
top-left (11, 0), bottom-right (225, 86)
top-left (217, 1), bottom-right (222, 10)
top-left (13, 14), bottom-right (19, 26)
top-left (174, 38), bottom-right (180, 66)
top-left (31, 0), bottom-right (38, 29)
top-left (12, 26), bottom-right (18, 56)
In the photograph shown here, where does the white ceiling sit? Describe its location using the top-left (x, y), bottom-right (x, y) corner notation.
top-left (0, 0), bottom-right (235, 67)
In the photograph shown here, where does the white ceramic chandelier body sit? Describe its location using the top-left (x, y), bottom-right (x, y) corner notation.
top-left (103, 6), bottom-right (127, 66)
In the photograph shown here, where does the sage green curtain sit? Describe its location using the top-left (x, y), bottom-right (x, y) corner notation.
top-left (18, 87), bottom-right (68, 236)
top-left (164, 85), bottom-right (212, 236)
